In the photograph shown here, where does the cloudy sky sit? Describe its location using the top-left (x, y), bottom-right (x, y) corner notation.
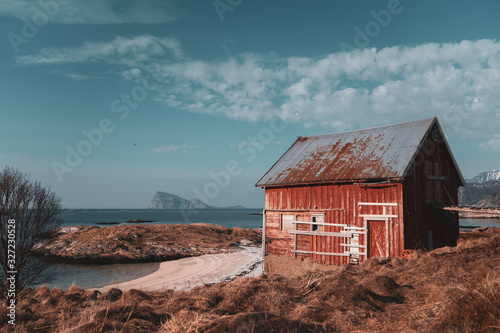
top-left (1, 0), bottom-right (499, 208)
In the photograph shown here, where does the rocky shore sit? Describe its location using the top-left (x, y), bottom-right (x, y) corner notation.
top-left (33, 223), bottom-right (262, 264)
top-left (459, 212), bottom-right (500, 219)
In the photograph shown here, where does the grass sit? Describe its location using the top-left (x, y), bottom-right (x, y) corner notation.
top-left (32, 223), bottom-right (262, 264)
top-left (1, 228), bottom-right (499, 332)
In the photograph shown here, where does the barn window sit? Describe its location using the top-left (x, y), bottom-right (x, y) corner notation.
top-left (311, 213), bottom-right (325, 232)
top-left (281, 214), bottom-right (294, 231)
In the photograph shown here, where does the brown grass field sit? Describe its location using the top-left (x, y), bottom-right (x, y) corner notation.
top-left (1, 229), bottom-right (499, 332)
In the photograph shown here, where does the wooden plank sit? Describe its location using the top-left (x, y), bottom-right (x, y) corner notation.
top-left (293, 221), bottom-right (367, 231)
top-left (427, 175), bottom-right (447, 181)
top-left (344, 226), bottom-right (368, 230)
top-left (289, 230), bottom-right (351, 237)
top-left (439, 206), bottom-right (500, 214)
top-left (265, 209), bottom-right (345, 212)
top-left (358, 202), bottom-right (398, 206)
top-left (292, 250), bottom-right (350, 257)
top-left (291, 221), bottom-right (349, 227)
top-left (359, 214), bottom-right (398, 218)
top-left (293, 215), bottom-right (297, 258)
top-left (340, 243), bottom-right (367, 248)
top-left (262, 209), bottom-right (266, 257)
top-left (345, 251), bottom-right (367, 256)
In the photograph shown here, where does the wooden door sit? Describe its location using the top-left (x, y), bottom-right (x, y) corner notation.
top-left (368, 220), bottom-right (387, 258)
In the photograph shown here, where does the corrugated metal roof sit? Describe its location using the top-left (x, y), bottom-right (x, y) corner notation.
top-left (256, 117), bottom-right (463, 187)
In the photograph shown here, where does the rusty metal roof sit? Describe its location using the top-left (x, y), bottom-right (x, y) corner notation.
top-left (256, 117), bottom-right (465, 187)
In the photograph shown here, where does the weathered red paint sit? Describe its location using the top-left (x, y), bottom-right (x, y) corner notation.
top-left (257, 118), bottom-right (463, 265)
top-left (263, 182), bottom-right (405, 264)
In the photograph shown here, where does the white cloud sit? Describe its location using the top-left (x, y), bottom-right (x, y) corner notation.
top-left (62, 73), bottom-right (95, 81)
top-left (18, 35), bottom-right (182, 66)
top-left (16, 35), bottom-right (183, 66)
top-left (0, 0), bottom-right (182, 24)
top-left (120, 68), bottom-right (143, 81)
top-left (229, 141), bottom-right (281, 150)
top-left (18, 37), bottom-right (500, 149)
top-left (480, 135), bottom-right (500, 151)
top-left (149, 143), bottom-right (202, 155)
top-left (151, 39), bottom-right (500, 139)
top-left (0, 153), bottom-right (30, 160)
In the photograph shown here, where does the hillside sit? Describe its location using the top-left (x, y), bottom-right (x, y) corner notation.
top-left (459, 169), bottom-right (500, 206)
top-left (459, 180), bottom-right (500, 205)
top-left (147, 192), bottom-right (212, 209)
top-left (5, 229), bottom-right (499, 332)
top-left (477, 188), bottom-right (500, 208)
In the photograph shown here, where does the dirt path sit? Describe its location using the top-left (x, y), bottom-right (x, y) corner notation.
top-left (93, 246), bottom-right (263, 292)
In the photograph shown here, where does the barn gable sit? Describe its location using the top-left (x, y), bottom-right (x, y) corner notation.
top-left (256, 117), bottom-right (464, 187)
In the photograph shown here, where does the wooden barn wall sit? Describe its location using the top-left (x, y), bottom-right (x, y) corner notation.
top-left (263, 182), bottom-right (404, 265)
top-left (402, 126), bottom-right (460, 250)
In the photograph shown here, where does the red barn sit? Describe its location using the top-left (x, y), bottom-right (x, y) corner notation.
top-left (256, 117), bottom-right (465, 265)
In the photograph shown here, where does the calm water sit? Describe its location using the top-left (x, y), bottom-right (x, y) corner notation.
top-left (460, 218), bottom-right (500, 229)
top-left (61, 208), bottom-right (263, 229)
top-left (41, 261), bottom-right (161, 290)
top-left (39, 210), bottom-right (496, 290)
top-left (39, 209), bottom-right (263, 290)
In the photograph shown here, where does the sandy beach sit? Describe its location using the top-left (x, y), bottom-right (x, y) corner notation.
top-left (94, 246), bottom-right (263, 292)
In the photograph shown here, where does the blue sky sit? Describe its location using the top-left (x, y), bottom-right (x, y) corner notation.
top-left (1, 0), bottom-right (499, 208)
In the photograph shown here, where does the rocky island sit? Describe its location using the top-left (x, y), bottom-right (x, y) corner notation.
top-left (147, 191), bottom-right (247, 209)
top-left (147, 192), bottom-right (212, 209)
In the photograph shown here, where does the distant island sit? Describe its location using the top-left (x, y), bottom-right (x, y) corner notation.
top-left (147, 191), bottom-right (246, 210)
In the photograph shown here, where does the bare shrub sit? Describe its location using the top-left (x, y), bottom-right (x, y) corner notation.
top-left (0, 166), bottom-right (63, 300)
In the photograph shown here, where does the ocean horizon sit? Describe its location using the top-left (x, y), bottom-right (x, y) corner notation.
top-left (60, 208), bottom-right (264, 229)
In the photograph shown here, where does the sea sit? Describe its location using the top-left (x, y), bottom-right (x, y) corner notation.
top-left (60, 208), bottom-right (263, 229)
top-left (37, 209), bottom-right (498, 290)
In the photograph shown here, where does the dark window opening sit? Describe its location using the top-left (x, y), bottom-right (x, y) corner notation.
top-left (311, 216), bottom-right (318, 231)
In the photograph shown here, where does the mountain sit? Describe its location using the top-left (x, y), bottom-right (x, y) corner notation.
top-left (469, 170), bottom-right (500, 183)
top-left (475, 188), bottom-right (500, 207)
top-left (459, 170), bottom-right (500, 206)
top-left (147, 192), bottom-right (212, 209)
top-left (459, 180), bottom-right (500, 205)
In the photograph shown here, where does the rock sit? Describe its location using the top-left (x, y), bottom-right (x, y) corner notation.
top-left (126, 219), bottom-right (154, 224)
top-left (147, 191), bottom-right (212, 209)
top-left (237, 239), bottom-right (254, 246)
top-left (38, 225), bottom-right (99, 239)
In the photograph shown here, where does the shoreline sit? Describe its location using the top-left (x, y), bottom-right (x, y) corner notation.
top-left (92, 246), bottom-right (263, 292)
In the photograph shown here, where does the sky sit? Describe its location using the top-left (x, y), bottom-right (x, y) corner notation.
top-left (0, 0), bottom-right (499, 209)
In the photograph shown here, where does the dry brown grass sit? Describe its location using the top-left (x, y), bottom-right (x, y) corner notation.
top-left (1, 229), bottom-right (499, 332)
top-left (33, 223), bottom-right (262, 264)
